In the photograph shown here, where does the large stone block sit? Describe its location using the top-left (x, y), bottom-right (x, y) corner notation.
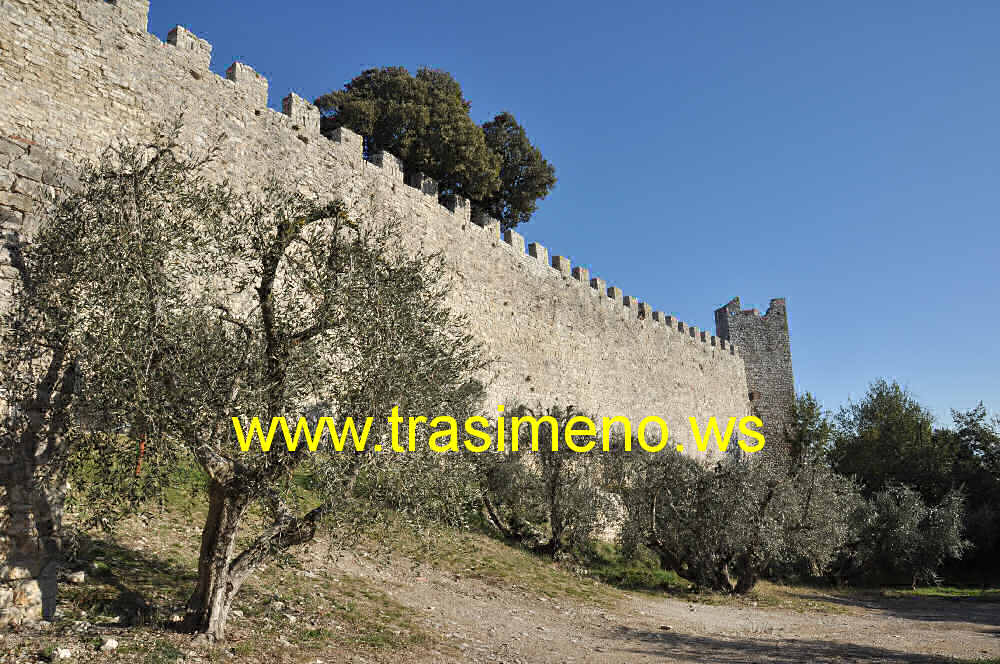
top-left (107, 0), bottom-right (149, 32)
top-left (9, 158), bottom-right (42, 182)
top-left (370, 151), bottom-right (404, 182)
top-left (551, 255), bottom-right (571, 276)
top-left (0, 140), bottom-right (25, 166)
top-left (406, 172), bottom-right (438, 197)
top-left (0, 577), bottom-right (41, 625)
top-left (503, 229), bottom-right (525, 253)
top-left (0, 206), bottom-right (23, 230)
top-left (471, 211), bottom-right (500, 239)
top-left (12, 177), bottom-right (49, 200)
top-left (528, 242), bottom-right (547, 264)
top-left (0, 192), bottom-right (34, 212)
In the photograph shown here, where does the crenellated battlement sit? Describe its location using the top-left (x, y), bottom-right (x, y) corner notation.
top-left (121, 16), bottom-right (739, 358)
top-left (225, 63), bottom-right (264, 104)
top-left (0, 0), bottom-right (770, 455)
top-left (44, 2), bottom-right (746, 363)
top-left (167, 26), bottom-right (212, 69)
top-left (356, 136), bottom-right (736, 353)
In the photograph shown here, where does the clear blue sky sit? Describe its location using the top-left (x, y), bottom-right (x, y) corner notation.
top-left (149, 1), bottom-right (998, 425)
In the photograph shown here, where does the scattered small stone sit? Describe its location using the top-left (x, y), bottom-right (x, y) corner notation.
top-left (271, 600), bottom-right (286, 611)
top-left (283, 613), bottom-right (297, 623)
top-left (66, 571), bottom-right (85, 584)
top-left (99, 637), bottom-right (118, 652)
top-left (55, 647), bottom-right (72, 659)
top-left (191, 633), bottom-right (213, 647)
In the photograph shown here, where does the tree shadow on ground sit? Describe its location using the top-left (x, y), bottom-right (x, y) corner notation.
top-left (605, 625), bottom-right (976, 664)
top-left (61, 531), bottom-right (197, 627)
top-left (62, 530), bottom-right (280, 632)
top-left (794, 591), bottom-right (1000, 631)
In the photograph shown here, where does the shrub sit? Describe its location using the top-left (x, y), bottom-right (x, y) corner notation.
top-left (837, 484), bottom-right (969, 586)
top-left (478, 404), bottom-right (614, 558)
top-left (611, 449), bottom-right (860, 593)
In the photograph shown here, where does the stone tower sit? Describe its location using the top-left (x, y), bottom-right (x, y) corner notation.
top-left (715, 297), bottom-right (795, 452)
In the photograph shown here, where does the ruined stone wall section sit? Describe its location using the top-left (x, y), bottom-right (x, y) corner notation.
top-left (0, 137), bottom-right (76, 316)
top-left (0, 137), bottom-right (77, 627)
top-left (0, 0), bottom-right (752, 450)
top-left (714, 297), bottom-right (795, 451)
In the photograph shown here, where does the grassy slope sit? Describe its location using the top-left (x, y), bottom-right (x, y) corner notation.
top-left (3, 472), bottom-right (998, 663)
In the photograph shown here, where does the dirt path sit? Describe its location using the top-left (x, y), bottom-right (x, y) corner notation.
top-left (343, 554), bottom-right (1000, 664)
top-left (3, 528), bottom-right (997, 663)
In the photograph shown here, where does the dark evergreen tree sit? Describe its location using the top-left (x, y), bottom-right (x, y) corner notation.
top-left (316, 67), bottom-right (500, 202)
top-left (317, 70), bottom-right (556, 230)
top-left (480, 111), bottom-right (557, 231)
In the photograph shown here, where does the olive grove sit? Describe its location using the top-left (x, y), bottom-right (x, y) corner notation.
top-left (1, 122), bottom-right (488, 640)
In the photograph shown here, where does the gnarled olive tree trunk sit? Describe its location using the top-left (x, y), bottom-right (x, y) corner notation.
top-left (182, 446), bottom-right (328, 642)
top-left (182, 482), bottom-right (249, 640)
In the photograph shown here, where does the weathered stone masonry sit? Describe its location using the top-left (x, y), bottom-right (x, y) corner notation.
top-left (715, 298), bottom-right (795, 451)
top-left (0, 0), bottom-right (794, 624)
top-left (0, 0), bottom-right (787, 439)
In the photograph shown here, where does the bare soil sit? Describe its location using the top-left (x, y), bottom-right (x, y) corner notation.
top-left (3, 514), bottom-right (998, 664)
top-left (350, 549), bottom-right (1000, 664)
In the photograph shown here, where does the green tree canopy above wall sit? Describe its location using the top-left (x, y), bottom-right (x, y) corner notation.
top-left (316, 67), bottom-right (556, 231)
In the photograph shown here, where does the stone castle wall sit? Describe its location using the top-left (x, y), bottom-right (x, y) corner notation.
top-left (715, 298), bottom-right (795, 450)
top-left (0, 0), bottom-right (762, 451)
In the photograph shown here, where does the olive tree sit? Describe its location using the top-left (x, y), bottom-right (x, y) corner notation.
top-left (610, 449), bottom-right (860, 593)
top-left (12, 122), bottom-right (488, 641)
top-left (838, 484), bottom-right (968, 587)
top-left (1, 133), bottom-right (208, 622)
top-left (478, 405), bottom-right (612, 558)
